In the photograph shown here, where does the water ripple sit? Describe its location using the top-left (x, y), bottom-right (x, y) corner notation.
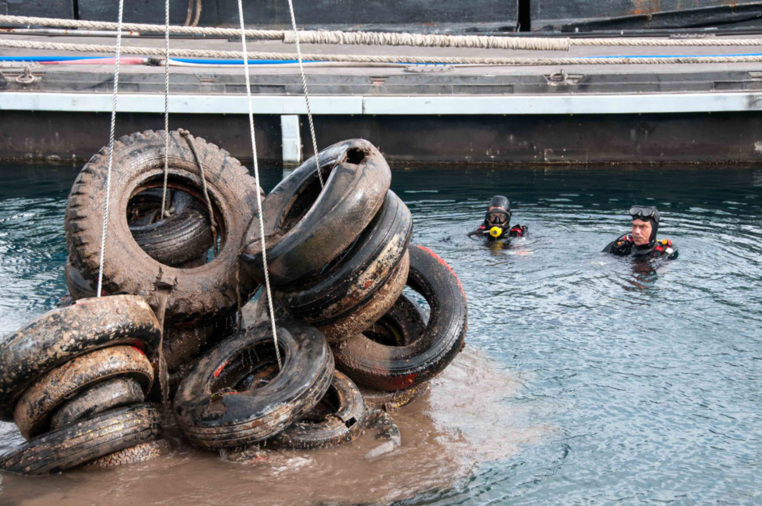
top-left (0, 165), bottom-right (760, 503)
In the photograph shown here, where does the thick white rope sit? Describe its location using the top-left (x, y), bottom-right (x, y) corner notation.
top-left (287, 31), bottom-right (762, 49)
top-left (236, 0), bottom-right (282, 369)
top-left (286, 0), bottom-right (322, 187)
top-left (283, 30), bottom-right (570, 50)
top-left (0, 14), bottom-right (566, 50)
top-left (4, 38), bottom-right (762, 66)
top-left (7, 14), bottom-right (762, 49)
top-left (160, 0), bottom-right (171, 218)
top-left (95, 0), bottom-right (124, 298)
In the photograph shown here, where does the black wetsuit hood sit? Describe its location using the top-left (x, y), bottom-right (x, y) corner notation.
top-left (485, 195), bottom-right (512, 229)
top-left (630, 206), bottom-right (660, 254)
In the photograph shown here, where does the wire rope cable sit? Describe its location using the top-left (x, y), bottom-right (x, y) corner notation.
top-left (286, 0), bottom-right (323, 187)
top-left (95, 0), bottom-right (125, 298)
top-left (160, 0), bottom-right (171, 218)
top-left (235, 0), bottom-right (282, 369)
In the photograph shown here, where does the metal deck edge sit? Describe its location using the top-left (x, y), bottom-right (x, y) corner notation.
top-left (1, 91), bottom-right (762, 115)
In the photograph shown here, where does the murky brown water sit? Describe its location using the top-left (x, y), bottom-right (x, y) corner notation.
top-left (0, 347), bottom-right (547, 505)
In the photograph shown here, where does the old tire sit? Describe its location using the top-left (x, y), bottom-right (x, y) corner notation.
top-left (129, 187), bottom-right (212, 266)
top-left (333, 245), bottom-right (468, 391)
top-left (65, 256), bottom-right (97, 299)
top-left (130, 205), bottom-right (213, 267)
top-left (65, 129), bottom-right (262, 323)
top-left (276, 191), bottom-right (412, 325)
top-left (174, 320), bottom-right (334, 449)
top-left (360, 382), bottom-right (430, 412)
top-left (50, 378), bottom-right (146, 431)
top-left (243, 139), bottom-right (391, 288)
top-left (82, 439), bottom-right (172, 470)
top-left (318, 250), bottom-right (409, 343)
top-left (14, 346), bottom-right (154, 439)
top-left (0, 295), bottom-right (160, 421)
top-left (270, 370), bottom-right (366, 450)
top-left (0, 404), bottom-right (161, 475)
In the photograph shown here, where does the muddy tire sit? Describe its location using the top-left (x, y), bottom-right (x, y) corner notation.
top-left (14, 346), bottom-right (154, 439)
top-left (82, 439), bottom-right (172, 470)
top-left (50, 378), bottom-right (146, 431)
top-left (333, 245), bottom-right (468, 391)
top-left (175, 320), bottom-right (334, 449)
top-left (0, 404), bottom-right (161, 475)
top-left (130, 206), bottom-right (213, 267)
top-left (360, 381), bottom-right (430, 412)
top-left (318, 251), bottom-right (409, 343)
top-left (65, 256), bottom-right (99, 299)
top-left (243, 139), bottom-right (391, 288)
top-left (65, 252), bottom-right (209, 299)
top-left (277, 191), bottom-right (412, 325)
top-left (270, 371), bottom-right (366, 450)
top-left (0, 295), bottom-right (160, 421)
top-left (128, 187), bottom-right (213, 267)
top-left (65, 129), bottom-right (262, 323)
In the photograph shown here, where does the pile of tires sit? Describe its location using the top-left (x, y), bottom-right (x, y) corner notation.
top-left (63, 129), bottom-right (262, 388)
top-left (1, 130), bottom-right (259, 474)
top-left (0, 296), bottom-right (165, 474)
top-left (170, 139), bottom-right (467, 452)
top-left (0, 134), bottom-right (468, 471)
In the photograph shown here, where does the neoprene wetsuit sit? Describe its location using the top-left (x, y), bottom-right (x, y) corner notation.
top-left (469, 223), bottom-right (528, 240)
top-left (602, 233), bottom-right (678, 260)
top-left (468, 195), bottom-right (527, 241)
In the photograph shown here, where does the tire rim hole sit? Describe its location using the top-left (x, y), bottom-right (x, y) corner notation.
top-left (210, 342), bottom-right (284, 395)
top-left (301, 385), bottom-right (341, 424)
top-left (344, 147), bottom-right (367, 165)
top-left (363, 318), bottom-right (409, 347)
top-left (126, 176), bottom-right (225, 269)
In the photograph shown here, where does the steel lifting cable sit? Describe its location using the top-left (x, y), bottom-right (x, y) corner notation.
top-left (95, 0), bottom-right (125, 298)
top-left (236, 0), bottom-right (283, 370)
top-left (160, 0), bottom-right (171, 218)
top-left (286, 0), bottom-right (323, 187)
top-left (158, 0), bottom-right (172, 408)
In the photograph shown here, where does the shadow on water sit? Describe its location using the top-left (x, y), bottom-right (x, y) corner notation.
top-left (1, 164), bottom-right (761, 504)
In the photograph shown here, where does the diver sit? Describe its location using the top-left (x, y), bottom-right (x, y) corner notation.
top-left (603, 205), bottom-right (678, 260)
top-left (468, 195), bottom-right (527, 241)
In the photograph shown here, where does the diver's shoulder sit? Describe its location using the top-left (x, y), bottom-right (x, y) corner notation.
top-left (509, 224), bottom-right (528, 237)
top-left (603, 233), bottom-right (633, 254)
top-left (654, 238), bottom-right (678, 259)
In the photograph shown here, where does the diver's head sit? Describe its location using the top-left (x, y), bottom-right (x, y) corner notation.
top-left (485, 195), bottom-right (511, 232)
top-left (629, 205), bottom-right (660, 246)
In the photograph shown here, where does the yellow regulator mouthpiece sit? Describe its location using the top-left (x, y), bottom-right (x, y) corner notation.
top-left (489, 226), bottom-right (503, 238)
